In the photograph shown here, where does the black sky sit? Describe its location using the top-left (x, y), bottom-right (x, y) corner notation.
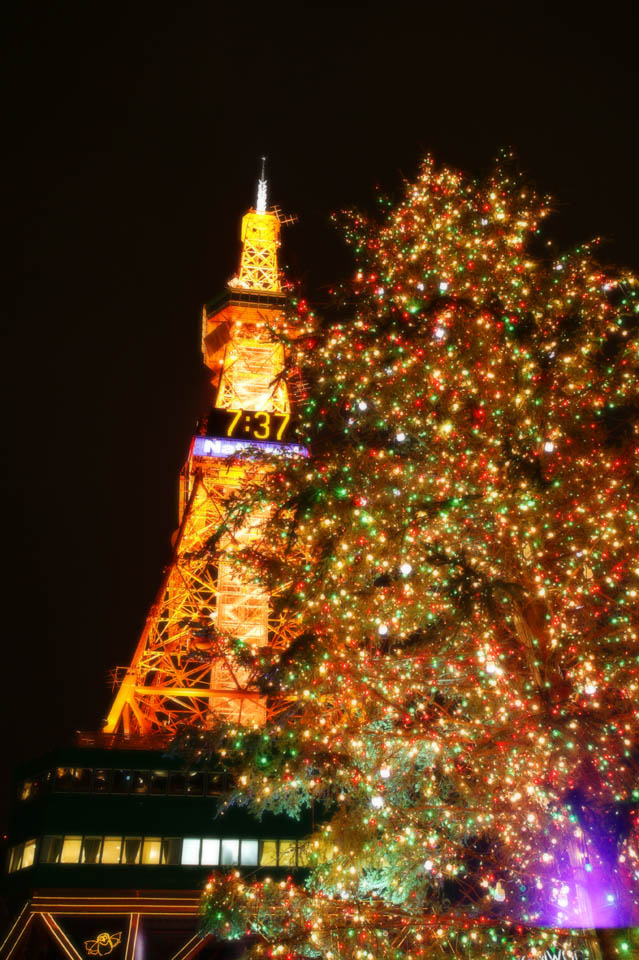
top-left (2, 4), bottom-right (638, 824)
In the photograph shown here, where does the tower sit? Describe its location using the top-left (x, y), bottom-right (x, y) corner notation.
top-left (1, 171), bottom-right (310, 960)
top-left (104, 163), bottom-right (303, 738)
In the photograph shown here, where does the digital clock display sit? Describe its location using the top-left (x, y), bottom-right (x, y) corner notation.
top-left (207, 407), bottom-right (292, 442)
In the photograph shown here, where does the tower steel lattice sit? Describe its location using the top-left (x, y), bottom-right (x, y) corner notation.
top-left (104, 173), bottom-right (301, 738)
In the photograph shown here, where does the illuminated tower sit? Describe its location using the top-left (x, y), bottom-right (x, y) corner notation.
top-left (104, 164), bottom-right (302, 738)
top-left (1, 171), bottom-right (311, 960)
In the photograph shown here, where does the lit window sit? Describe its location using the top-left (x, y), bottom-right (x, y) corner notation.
top-left (296, 842), bottom-right (310, 867)
top-left (220, 839), bottom-right (239, 866)
top-left (60, 836), bottom-right (82, 864)
top-left (142, 838), bottom-right (162, 864)
top-left (101, 838), bottom-right (122, 864)
top-left (201, 839), bottom-right (219, 866)
top-left (73, 768), bottom-right (92, 792)
top-left (279, 841), bottom-right (296, 867)
top-left (240, 840), bottom-right (258, 866)
top-left (22, 841), bottom-right (36, 869)
top-left (54, 768), bottom-right (74, 791)
top-left (8, 845), bottom-right (22, 872)
top-left (259, 841), bottom-right (278, 866)
top-left (81, 837), bottom-right (102, 864)
top-left (181, 838), bottom-right (201, 865)
top-left (122, 837), bottom-right (141, 864)
top-left (40, 836), bottom-right (63, 864)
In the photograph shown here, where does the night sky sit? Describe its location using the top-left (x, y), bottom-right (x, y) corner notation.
top-left (2, 6), bottom-right (638, 825)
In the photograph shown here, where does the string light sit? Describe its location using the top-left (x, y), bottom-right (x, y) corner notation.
top-left (201, 152), bottom-right (639, 960)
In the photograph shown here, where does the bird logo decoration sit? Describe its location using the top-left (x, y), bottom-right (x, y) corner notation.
top-left (84, 930), bottom-right (122, 956)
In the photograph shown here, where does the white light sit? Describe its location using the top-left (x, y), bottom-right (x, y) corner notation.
top-left (380, 767), bottom-right (391, 779)
top-left (493, 881), bottom-right (506, 902)
top-left (424, 859), bottom-right (434, 871)
top-left (544, 441), bottom-right (555, 453)
top-left (485, 661), bottom-right (497, 674)
top-left (378, 625), bottom-right (388, 636)
top-left (371, 795), bottom-right (384, 809)
top-left (396, 432), bottom-right (406, 442)
top-left (439, 281), bottom-right (449, 292)
top-left (433, 326), bottom-right (446, 340)
top-left (400, 562), bottom-right (412, 576)
top-left (358, 400), bottom-right (368, 411)
top-left (417, 282), bottom-right (424, 291)
top-left (585, 683), bottom-right (597, 695)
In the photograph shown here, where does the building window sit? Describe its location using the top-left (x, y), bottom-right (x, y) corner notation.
top-left (296, 842), bottom-right (311, 867)
top-left (122, 837), bottom-right (141, 864)
top-left (101, 837), bottom-right (123, 864)
top-left (186, 772), bottom-right (204, 795)
top-left (132, 771), bottom-right (148, 795)
top-left (220, 838), bottom-right (239, 866)
top-left (73, 768), bottom-right (92, 792)
top-left (181, 838), bottom-right (201, 865)
top-left (201, 838), bottom-right (219, 866)
top-left (93, 769), bottom-right (111, 793)
top-left (161, 838), bottom-right (181, 865)
top-left (22, 840), bottom-right (37, 869)
top-left (149, 770), bottom-right (168, 794)
top-left (19, 780), bottom-right (33, 801)
top-left (40, 836), bottom-right (63, 864)
top-left (142, 838), bottom-right (162, 864)
top-left (169, 772), bottom-right (186, 795)
top-left (259, 840), bottom-right (278, 866)
top-left (111, 769), bottom-right (132, 794)
top-left (278, 841), bottom-right (297, 867)
top-left (8, 845), bottom-right (22, 872)
top-left (240, 839), bottom-right (259, 866)
top-left (54, 768), bottom-right (74, 792)
top-left (207, 772), bottom-right (226, 795)
top-left (60, 836), bottom-right (82, 864)
top-left (81, 837), bottom-right (102, 864)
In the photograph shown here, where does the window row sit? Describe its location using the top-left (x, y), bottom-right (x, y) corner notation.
top-left (8, 835), bottom-right (311, 872)
top-left (19, 766), bottom-right (229, 801)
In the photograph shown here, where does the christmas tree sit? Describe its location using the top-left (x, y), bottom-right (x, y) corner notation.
top-left (199, 154), bottom-right (639, 959)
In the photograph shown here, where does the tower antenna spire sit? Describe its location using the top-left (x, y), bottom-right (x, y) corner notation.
top-left (256, 155), bottom-right (267, 214)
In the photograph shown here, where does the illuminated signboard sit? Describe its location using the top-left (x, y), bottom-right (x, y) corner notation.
top-left (207, 407), bottom-right (293, 443)
top-left (193, 436), bottom-right (308, 459)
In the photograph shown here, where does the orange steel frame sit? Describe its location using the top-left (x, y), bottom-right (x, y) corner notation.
top-left (104, 198), bottom-right (298, 737)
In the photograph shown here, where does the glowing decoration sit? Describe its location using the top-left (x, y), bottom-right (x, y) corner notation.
top-left (494, 881), bottom-right (506, 902)
top-left (200, 154), bottom-right (639, 960)
top-left (84, 931), bottom-right (122, 956)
